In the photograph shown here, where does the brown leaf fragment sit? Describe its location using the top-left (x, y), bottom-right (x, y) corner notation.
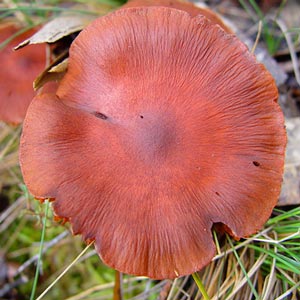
top-left (49, 58), bottom-right (68, 73)
top-left (34, 53), bottom-right (68, 90)
top-left (14, 15), bottom-right (94, 50)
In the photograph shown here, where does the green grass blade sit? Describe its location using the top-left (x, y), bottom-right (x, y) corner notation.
top-left (30, 200), bottom-right (50, 300)
top-left (192, 272), bottom-right (210, 300)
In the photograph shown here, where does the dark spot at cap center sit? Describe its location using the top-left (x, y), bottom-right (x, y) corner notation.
top-left (134, 115), bottom-right (176, 161)
top-left (253, 161), bottom-right (260, 167)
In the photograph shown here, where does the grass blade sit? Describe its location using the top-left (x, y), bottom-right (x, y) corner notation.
top-left (30, 200), bottom-right (50, 300)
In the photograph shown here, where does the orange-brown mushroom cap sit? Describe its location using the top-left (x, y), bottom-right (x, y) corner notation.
top-left (20, 8), bottom-right (286, 279)
top-left (0, 24), bottom-right (46, 124)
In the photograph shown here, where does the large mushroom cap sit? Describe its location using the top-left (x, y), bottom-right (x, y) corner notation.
top-left (20, 7), bottom-right (286, 279)
top-left (0, 23), bottom-right (46, 124)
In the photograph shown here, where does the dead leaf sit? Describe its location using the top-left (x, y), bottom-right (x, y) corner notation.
top-left (49, 58), bottom-right (68, 73)
top-left (14, 15), bottom-right (94, 50)
top-left (34, 53), bottom-right (68, 90)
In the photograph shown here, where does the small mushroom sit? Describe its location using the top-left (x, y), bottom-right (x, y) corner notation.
top-left (0, 23), bottom-right (46, 125)
top-left (20, 7), bottom-right (286, 279)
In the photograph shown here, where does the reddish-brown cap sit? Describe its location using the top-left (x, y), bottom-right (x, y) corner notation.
top-left (0, 23), bottom-right (46, 124)
top-left (122, 0), bottom-right (233, 33)
top-left (20, 7), bottom-right (286, 279)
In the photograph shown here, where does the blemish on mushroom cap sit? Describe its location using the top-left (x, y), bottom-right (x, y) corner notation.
top-left (20, 7), bottom-right (286, 279)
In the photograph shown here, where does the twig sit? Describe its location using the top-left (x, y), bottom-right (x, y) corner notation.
top-left (251, 20), bottom-right (263, 54)
top-left (0, 197), bottom-right (26, 234)
top-left (0, 275), bottom-right (28, 298)
top-left (0, 196), bottom-right (25, 225)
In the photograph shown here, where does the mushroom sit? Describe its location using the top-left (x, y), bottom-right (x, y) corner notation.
top-left (0, 23), bottom-right (46, 125)
top-left (20, 7), bottom-right (286, 279)
top-left (122, 0), bottom-right (233, 33)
